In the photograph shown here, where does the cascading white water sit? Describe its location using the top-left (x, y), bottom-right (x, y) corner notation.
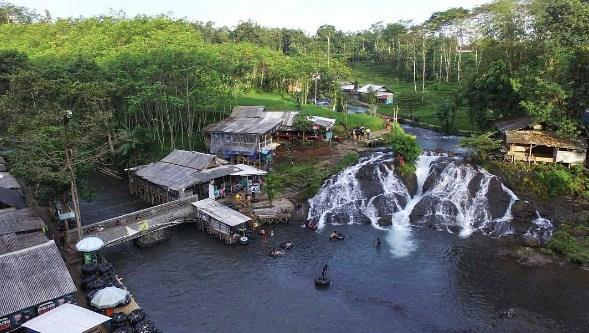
top-left (385, 153), bottom-right (442, 256)
top-left (421, 165), bottom-right (518, 237)
top-left (307, 151), bottom-right (549, 257)
top-left (525, 211), bottom-right (554, 243)
top-left (307, 152), bottom-right (390, 230)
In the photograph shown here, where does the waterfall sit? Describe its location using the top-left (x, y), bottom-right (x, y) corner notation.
top-left (525, 212), bottom-right (554, 244)
top-left (308, 151), bottom-right (542, 257)
top-left (385, 153), bottom-right (442, 256)
top-left (307, 152), bottom-right (391, 230)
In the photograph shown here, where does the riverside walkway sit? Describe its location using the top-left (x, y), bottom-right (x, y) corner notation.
top-left (66, 195), bottom-right (198, 247)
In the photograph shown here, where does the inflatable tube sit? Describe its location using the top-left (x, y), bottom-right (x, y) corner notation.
top-left (330, 233), bottom-right (345, 241)
top-left (315, 277), bottom-right (330, 288)
top-left (269, 250), bottom-right (284, 257)
top-left (280, 242), bottom-right (293, 250)
top-left (239, 236), bottom-right (249, 245)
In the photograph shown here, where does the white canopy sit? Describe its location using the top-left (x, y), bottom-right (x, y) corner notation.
top-left (91, 286), bottom-right (129, 308)
top-left (232, 164), bottom-right (268, 176)
top-left (75, 236), bottom-right (105, 252)
top-left (22, 304), bottom-right (110, 333)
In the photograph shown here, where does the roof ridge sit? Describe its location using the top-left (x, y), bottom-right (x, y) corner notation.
top-left (0, 239), bottom-right (54, 258)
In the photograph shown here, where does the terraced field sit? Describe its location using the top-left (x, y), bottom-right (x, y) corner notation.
top-left (350, 62), bottom-right (476, 132)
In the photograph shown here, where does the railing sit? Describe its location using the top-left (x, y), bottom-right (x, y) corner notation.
top-left (66, 195), bottom-right (199, 244)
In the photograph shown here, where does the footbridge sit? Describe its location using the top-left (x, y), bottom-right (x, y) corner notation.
top-left (66, 195), bottom-right (199, 248)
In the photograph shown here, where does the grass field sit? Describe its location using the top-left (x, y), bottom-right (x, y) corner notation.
top-left (350, 62), bottom-right (476, 132)
top-left (236, 91), bottom-right (385, 134)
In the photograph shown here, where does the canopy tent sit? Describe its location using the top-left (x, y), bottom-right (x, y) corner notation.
top-left (22, 304), bottom-right (110, 333)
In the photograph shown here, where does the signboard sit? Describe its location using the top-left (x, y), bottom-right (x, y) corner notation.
top-left (58, 211), bottom-right (75, 221)
top-left (38, 301), bottom-right (56, 315)
top-left (0, 318), bottom-right (11, 332)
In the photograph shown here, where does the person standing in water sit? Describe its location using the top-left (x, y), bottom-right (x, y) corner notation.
top-left (321, 264), bottom-right (328, 279)
top-left (375, 237), bottom-right (381, 248)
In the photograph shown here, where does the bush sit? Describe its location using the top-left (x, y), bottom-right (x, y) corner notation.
top-left (459, 132), bottom-right (501, 161)
top-left (536, 168), bottom-right (574, 196)
top-left (547, 227), bottom-right (589, 265)
top-left (387, 126), bottom-right (421, 165)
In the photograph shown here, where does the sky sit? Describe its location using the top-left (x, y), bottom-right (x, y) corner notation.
top-left (11, 0), bottom-right (490, 33)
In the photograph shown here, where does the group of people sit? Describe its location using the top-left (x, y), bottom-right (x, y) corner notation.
top-left (351, 126), bottom-right (371, 140)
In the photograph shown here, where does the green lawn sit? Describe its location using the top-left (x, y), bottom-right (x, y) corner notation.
top-left (236, 91), bottom-right (385, 133)
top-left (350, 62), bottom-right (476, 132)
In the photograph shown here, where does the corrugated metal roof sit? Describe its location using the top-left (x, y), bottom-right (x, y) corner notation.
top-left (0, 241), bottom-right (77, 317)
top-left (310, 116), bottom-right (336, 129)
top-left (191, 165), bottom-right (242, 184)
top-left (23, 303), bottom-right (110, 333)
top-left (0, 232), bottom-right (48, 255)
top-left (265, 111), bottom-right (299, 127)
top-left (204, 117), bottom-right (283, 135)
top-left (494, 116), bottom-right (534, 132)
top-left (133, 150), bottom-right (228, 191)
top-left (0, 172), bottom-right (20, 190)
top-left (357, 84), bottom-right (393, 94)
top-left (133, 151), bottom-right (265, 190)
top-left (192, 199), bottom-right (251, 227)
top-left (505, 131), bottom-right (587, 150)
top-left (231, 106), bottom-right (266, 118)
top-left (160, 150), bottom-right (225, 170)
top-left (0, 208), bottom-right (44, 236)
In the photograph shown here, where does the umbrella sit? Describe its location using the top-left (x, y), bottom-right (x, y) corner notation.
top-left (75, 236), bottom-right (105, 252)
top-left (91, 287), bottom-right (129, 308)
top-left (0, 186), bottom-right (25, 209)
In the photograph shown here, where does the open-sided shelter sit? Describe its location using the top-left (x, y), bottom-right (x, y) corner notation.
top-left (504, 130), bottom-right (587, 165)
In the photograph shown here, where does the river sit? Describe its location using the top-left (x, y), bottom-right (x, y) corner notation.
top-left (97, 126), bottom-right (589, 333)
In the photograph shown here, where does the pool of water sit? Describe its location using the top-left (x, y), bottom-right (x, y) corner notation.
top-left (104, 221), bottom-right (589, 333)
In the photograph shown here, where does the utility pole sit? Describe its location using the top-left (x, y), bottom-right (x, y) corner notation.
top-left (63, 110), bottom-right (83, 241)
top-left (312, 73), bottom-right (320, 105)
top-left (327, 33), bottom-right (331, 68)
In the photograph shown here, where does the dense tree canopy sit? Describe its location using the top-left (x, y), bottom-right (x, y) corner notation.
top-left (1, 0), bottom-right (589, 196)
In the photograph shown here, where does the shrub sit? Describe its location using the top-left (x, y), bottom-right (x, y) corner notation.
top-left (387, 127), bottom-right (422, 165)
top-left (459, 132), bottom-right (501, 161)
top-left (536, 168), bottom-right (574, 197)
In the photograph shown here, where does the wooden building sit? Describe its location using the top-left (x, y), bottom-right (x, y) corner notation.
top-left (357, 84), bottom-right (394, 104)
top-left (203, 106), bottom-right (285, 166)
top-left (504, 130), bottom-right (587, 165)
top-left (128, 150), bottom-right (267, 205)
top-left (192, 198), bottom-right (251, 244)
top-left (0, 240), bottom-right (77, 333)
top-left (128, 150), bottom-right (228, 205)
